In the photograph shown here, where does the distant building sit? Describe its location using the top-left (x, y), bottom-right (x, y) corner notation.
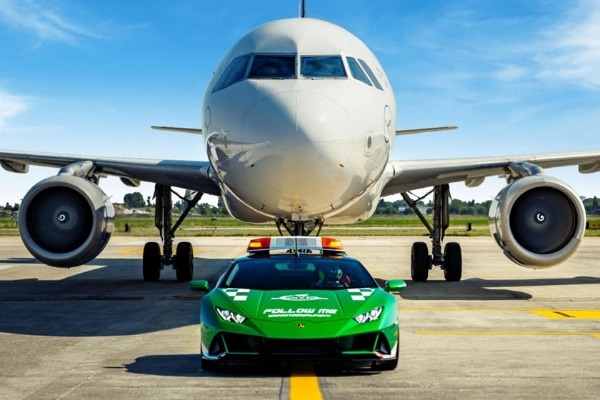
top-left (117, 208), bottom-right (152, 216)
top-left (398, 204), bottom-right (427, 214)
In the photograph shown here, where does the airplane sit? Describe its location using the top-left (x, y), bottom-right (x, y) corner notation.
top-left (1, 6), bottom-right (599, 283)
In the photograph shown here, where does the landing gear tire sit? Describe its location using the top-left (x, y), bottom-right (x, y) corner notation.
top-left (143, 242), bottom-right (161, 282)
top-left (411, 242), bottom-right (430, 282)
top-left (175, 241), bottom-right (194, 282)
top-left (443, 242), bottom-right (462, 282)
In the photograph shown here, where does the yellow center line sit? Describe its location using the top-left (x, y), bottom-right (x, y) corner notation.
top-left (290, 362), bottom-right (323, 400)
top-left (118, 249), bottom-right (144, 254)
top-left (530, 309), bottom-right (600, 319)
top-left (415, 331), bottom-right (600, 337)
top-left (399, 308), bottom-right (600, 320)
top-left (118, 249), bottom-right (191, 256)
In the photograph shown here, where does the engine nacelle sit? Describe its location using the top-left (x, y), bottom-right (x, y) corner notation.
top-left (18, 175), bottom-right (114, 267)
top-left (489, 175), bottom-right (585, 268)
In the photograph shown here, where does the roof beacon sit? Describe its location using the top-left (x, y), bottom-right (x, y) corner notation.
top-left (246, 236), bottom-right (344, 254)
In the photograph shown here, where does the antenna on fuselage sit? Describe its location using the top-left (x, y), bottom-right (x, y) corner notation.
top-left (299, 0), bottom-right (306, 18)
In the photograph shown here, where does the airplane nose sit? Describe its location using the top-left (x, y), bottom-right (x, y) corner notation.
top-left (240, 90), bottom-right (355, 203)
top-left (242, 90), bottom-right (352, 143)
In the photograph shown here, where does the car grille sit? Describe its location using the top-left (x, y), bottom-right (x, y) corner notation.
top-left (208, 332), bottom-right (392, 359)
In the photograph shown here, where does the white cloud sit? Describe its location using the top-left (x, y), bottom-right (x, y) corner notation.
top-left (0, 90), bottom-right (28, 131)
top-left (0, 0), bottom-right (101, 45)
top-left (537, 1), bottom-right (600, 89)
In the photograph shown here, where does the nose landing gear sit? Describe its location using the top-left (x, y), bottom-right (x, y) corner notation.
top-left (275, 218), bottom-right (324, 236)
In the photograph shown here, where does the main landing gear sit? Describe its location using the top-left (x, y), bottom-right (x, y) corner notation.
top-left (142, 185), bottom-right (203, 282)
top-left (402, 184), bottom-right (462, 282)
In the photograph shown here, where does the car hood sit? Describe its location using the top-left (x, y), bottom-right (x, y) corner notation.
top-left (216, 288), bottom-right (384, 322)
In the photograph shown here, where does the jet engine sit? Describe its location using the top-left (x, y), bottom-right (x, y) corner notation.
top-left (489, 174), bottom-right (585, 268)
top-left (18, 175), bottom-right (114, 267)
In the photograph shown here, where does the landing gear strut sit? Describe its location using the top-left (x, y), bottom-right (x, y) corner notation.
top-left (142, 185), bottom-right (203, 282)
top-left (402, 184), bottom-right (462, 282)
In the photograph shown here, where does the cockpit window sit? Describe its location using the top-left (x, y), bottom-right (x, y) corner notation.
top-left (358, 59), bottom-right (383, 90)
top-left (212, 54), bottom-right (252, 93)
top-left (212, 54), bottom-right (378, 89)
top-left (249, 55), bottom-right (296, 79)
top-left (301, 56), bottom-right (347, 78)
top-left (346, 57), bottom-right (372, 87)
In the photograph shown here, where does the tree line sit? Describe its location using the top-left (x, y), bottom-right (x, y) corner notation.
top-left (122, 192), bottom-right (229, 216)
top-left (375, 199), bottom-right (492, 216)
top-left (120, 193), bottom-right (497, 217)
top-left (377, 197), bottom-right (600, 216)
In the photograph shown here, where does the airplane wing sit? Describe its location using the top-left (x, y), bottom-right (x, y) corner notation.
top-left (395, 126), bottom-right (457, 136)
top-left (0, 149), bottom-right (220, 196)
top-left (382, 150), bottom-right (600, 196)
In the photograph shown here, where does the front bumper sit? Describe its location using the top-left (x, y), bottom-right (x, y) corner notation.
top-left (201, 326), bottom-right (398, 367)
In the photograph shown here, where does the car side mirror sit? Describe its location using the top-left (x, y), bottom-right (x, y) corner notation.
top-left (189, 280), bottom-right (210, 292)
top-left (385, 279), bottom-right (407, 293)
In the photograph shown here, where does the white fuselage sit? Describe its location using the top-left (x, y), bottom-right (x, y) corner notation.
top-left (202, 18), bottom-right (396, 224)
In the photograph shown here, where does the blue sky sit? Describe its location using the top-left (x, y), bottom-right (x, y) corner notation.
top-left (0, 0), bottom-right (598, 206)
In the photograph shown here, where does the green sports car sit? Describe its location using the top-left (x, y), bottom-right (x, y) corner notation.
top-left (190, 237), bottom-right (406, 371)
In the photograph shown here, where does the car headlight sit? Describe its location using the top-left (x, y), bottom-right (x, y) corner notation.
top-left (354, 307), bottom-right (383, 324)
top-left (216, 307), bottom-right (246, 324)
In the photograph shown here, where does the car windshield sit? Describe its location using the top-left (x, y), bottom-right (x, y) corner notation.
top-left (221, 257), bottom-right (378, 290)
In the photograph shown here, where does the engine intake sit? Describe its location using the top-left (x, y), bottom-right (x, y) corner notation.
top-left (489, 175), bottom-right (585, 268)
top-left (18, 175), bottom-right (114, 267)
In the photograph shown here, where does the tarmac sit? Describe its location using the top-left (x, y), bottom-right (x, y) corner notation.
top-left (0, 236), bottom-right (598, 400)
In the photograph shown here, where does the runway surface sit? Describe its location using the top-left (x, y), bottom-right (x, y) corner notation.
top-left (0, 236), bottom-right (598, 400)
